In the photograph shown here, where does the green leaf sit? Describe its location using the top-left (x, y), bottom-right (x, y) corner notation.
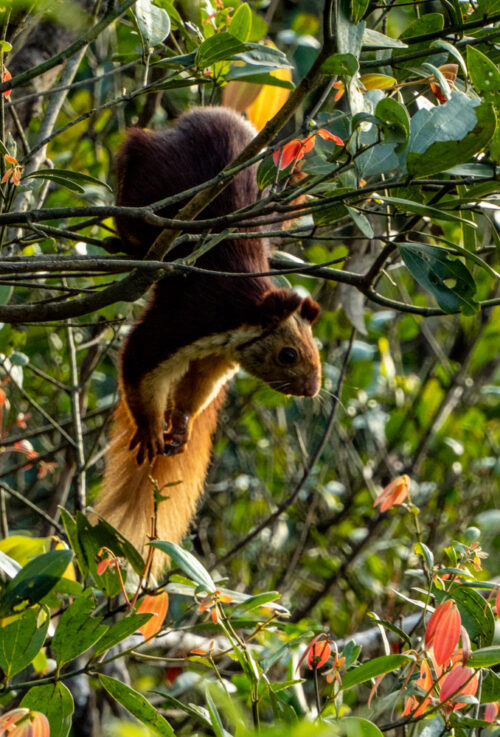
top-left (93, 613), bottom-right (153, 657)
top-left (133, 0), bottom-right (171, 47)
top-left (52, 592), bottom-right (108, 666)
top-left (59, 508), bottom-right (87, 577)
top-left (160, 694), bottom-right (212, 729)
top-left (351, 0), bottom-right (370, 23)
top-left (432, 236), bottom-right (500, 279)
top-left (341, 654), bottom-right (414, 689)
top-left (481, 671), bottom-right (500, 702)
top-left (414, 542), bottom-right (434, 569)
top-left (232, 591), bottom-right (282, 615)
top-left (313, 200), bottom-right (349, 225)
top-left (400, 243), bottom-right (478, 315)
top-left (0, 40), bottom-right (12, 52)
top-left (196, 33), bottom-right (247, 67)
top-left (257, 155), bottom-right (279, 190)
top-left (99, 674), bottom-right (175, 736)
top-left (467, 46), bottom-right (500, 102)
top-left (228, 3), bottom-right (252, 42)
top-left (10, 351), bottom-right (29, 365)
top-left (330, 716), bottom-right (384, 737)
top-left (336, 0), bottom-right (365, 60)
top-left (362, 28), bottom-right (407, 48)
top-left (394, 14), bottom-right (444, 68)
top-left (422, 62), bottom-right (452, 100)
top-left (321, 52), bottom-right (359, 76)
top-left (150, 541), bottom-right (216, 591)
top-left (225, 65), bottom-right (294, 89)
top-left (76, 511), bottom-right (145, 589)
top-left (156, 50), bottom-right (197, 67)
top-left (0, 609), bottom-right (49, 678)
top-left (231, 43), bottom-right (293, 69)
top-left (366, 615), bottom-right (412, 649)
top-left (205, 689), bottom-right (225, 737)
top-left (27, 169), bottom-right (112, 192)
top-left (450, 586), bottom-right (495, 647)
top-left (0, 285), bottom-right (13, 306)
top-left (346, 206), bottom-right (374, 238)
top-left (467, 646), bottom-right (500, 668)
top-left (407, 100), bottom-right (496, 177)
top-left (375, 98), bottom-right (410, 148)
top-left (0, 549), bottom-right (73, 616)
top-left (375, 196), bottom-right (477, 226)
top-left (431, 39), bottom-right (467, 78)
top-left (21, 683), bottom-right (74, 737)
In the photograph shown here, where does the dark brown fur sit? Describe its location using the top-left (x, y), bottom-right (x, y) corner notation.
top-left (97, 107), bottom-right (321, 563)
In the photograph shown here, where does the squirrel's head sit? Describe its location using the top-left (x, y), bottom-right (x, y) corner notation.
top-left (237, 289), bottom-right (321, 398)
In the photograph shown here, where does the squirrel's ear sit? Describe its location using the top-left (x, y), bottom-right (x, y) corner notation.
top-left (254, 289), bottom-right (302, 328)
top-left (300, 296), bottom-right (320, 325)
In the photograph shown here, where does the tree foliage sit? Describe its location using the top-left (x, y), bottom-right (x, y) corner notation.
top-left (0, 0), bottom-right (498, 734)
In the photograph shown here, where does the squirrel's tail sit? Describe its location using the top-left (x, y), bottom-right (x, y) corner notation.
top-left (96, 392), bottom-right (225, 561)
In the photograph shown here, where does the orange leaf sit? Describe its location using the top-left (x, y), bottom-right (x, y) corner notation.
top-left (2, 67), bottom-right (12, 99)
top-left (333, 80), bottom-right (345, 101)
top-left (373, 475), bottom-right (411, 512)
top-left (137, 591), bottom-right (169, 639)
top-left (316, 128), bottom-right (344, 146)
top-left (96, 558), bottom-right (114, 575)
top-left (12, 167), bottom-right (22, 186)
top-left (273, 139), bottom-right (304, 169)
top-left (439, 664), bottom-right (478, 709)
top-left (416, 659), bottom-right (433, 691)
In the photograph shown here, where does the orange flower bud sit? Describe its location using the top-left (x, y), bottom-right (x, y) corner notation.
top-left (425, 600), bottom-right (461, 666)
top-left (0, 708), bottom-right (50, 737)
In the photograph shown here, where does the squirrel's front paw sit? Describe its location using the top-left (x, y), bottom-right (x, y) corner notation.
top-left (163, 409), bottom-right (190, 456)
top-left (130, 426), bottom-right (164, 465)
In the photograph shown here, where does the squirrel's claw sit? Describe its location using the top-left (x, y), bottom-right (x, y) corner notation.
top-left (130, 426), bottom-right (164, 465)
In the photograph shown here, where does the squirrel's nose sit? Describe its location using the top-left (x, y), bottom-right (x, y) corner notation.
top-left (302, 373), bottom-right (321, 397)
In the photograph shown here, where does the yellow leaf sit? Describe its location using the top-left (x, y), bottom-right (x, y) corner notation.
top-left (360, 74), bottom-right (396, 91)
top-left (245, 66), bottom-right (292, 130)
top-left (222, 79), bottom-right (261, 112)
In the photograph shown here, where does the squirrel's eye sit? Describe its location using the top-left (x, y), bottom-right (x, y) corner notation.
top-left (278, 347), bottom-right (298, 365)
